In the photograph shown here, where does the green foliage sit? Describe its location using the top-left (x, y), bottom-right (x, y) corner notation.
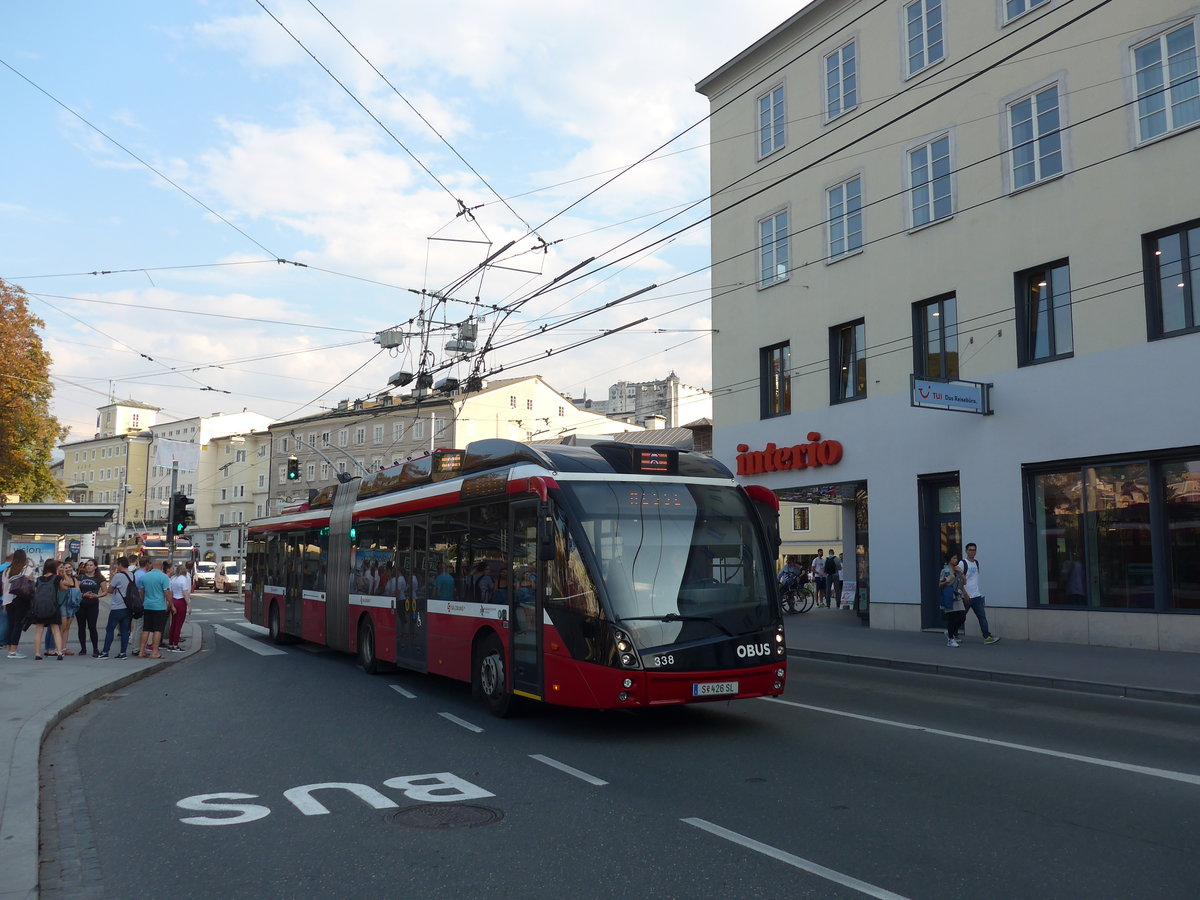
top-left (0, 279), bottom-right (68, 502)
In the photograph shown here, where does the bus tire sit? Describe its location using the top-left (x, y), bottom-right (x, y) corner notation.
top-left (268, 603), bottom-right (286, 645)
top-left (474, 632), bottom-right (513, 718)
top-left (358, 617), bottom-right (381, 675)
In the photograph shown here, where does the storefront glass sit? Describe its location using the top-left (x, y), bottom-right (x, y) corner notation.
top-left (1030, 453), bottom-right (1199, 611)
top-left (1164, 459), bottom-right (1200, 610)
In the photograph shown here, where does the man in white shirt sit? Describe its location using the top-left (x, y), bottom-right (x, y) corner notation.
top-left (810, 550), bottom-right (827, 607)
top-left (958, 543), bottom-right (999, 644)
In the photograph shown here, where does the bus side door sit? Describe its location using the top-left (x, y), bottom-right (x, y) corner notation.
top-left (510, 501), bottom-right (542, 700)
top-left (394, 520), bottom-right (429, 673)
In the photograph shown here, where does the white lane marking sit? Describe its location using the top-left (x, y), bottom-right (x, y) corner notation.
top-left (762, 697), bottom-right (1200, 787)
top-left (683, 818), bottom-right (910, 900)
top-left (530, 754), bottom-right (608, 786)
top-left (438, 712), bottom-right (483, 733)
top-left (390, 684), bottom-right (417, 699)
top-left (212, 625), bottom-right (287, 656)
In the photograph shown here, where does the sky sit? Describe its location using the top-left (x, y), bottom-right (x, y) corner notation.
top-left (2, 0), bottom-right (807, 442)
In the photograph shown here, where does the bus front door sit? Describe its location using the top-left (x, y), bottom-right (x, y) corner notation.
top-left (510, 501), bottom-right (542, 700)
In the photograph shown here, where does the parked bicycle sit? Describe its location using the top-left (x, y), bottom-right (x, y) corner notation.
top-left (779, 572), bottom-right (815, 615)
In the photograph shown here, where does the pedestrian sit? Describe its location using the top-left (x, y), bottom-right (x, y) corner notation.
top-left (958, 542), bottom-right (1000, 644)
top-left (98, 557), bottom-right (134, 658)
top-left (75, 558), bottom-right (105, 657)
top-left (3, 549), bottom-right (38, 658)
top-left (56, 560), bottom-right (84, 655)
top-left (32, 559), bottom-right (67, 660)
top-left (129, 555), bottom-right (151, 651)
top-left (166, 563), bottom-right (191, 652)
top-left (810, 550), bottom-right (827, 607)
top-left (824, 549), bottom-right (842, 608)
top-left (135, 559), bottom-right (171, 659)
top-left (939, 552), bottom-right (968, 647)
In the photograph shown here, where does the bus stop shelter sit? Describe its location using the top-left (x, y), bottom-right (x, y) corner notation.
top-left (0, 503), bottom-right (116, 557)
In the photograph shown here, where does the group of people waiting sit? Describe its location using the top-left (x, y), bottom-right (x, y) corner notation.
top-left (1, 549), bottom-right (193, 660)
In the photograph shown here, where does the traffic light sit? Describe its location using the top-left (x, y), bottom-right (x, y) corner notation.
top-left (171, 492), bottom-right (194, 535)
top-left (287, 456), bottom-right (300, 480)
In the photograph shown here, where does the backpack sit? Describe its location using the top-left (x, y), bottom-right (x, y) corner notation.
top-left (32, 577), bottom-right (60, 620)
top-left (824, 555), bottom-right (839, 576)
top-left (124, 573), bottom-right (145, 618)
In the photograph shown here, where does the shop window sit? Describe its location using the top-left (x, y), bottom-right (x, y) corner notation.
top-left (760, 342), bottom-right (791, 419)
top-left (1144, 220), bottom-right (1200, 338)
top-left (1029, 454), bottom-right (1200, 610)
top-left (912, 294), bottom-right (959, 379)
top-left (1016, 260), bottom-right (1073, 364)
top-left (830, 319), bottom-right (866, 403)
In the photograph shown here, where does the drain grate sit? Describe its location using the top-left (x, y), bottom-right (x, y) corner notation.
top-left (385, 804), bottom-right (504, 829)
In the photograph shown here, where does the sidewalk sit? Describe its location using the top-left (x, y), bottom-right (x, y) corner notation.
top-left (785, 606), bottom-right (1200, 706)
top-left (0, 604), bottom-right (202, 900)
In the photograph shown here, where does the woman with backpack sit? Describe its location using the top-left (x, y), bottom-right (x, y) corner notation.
top-left (31, 559), bottom-right (67, 660)
top-left (2, 549), bottom-right (36, 658)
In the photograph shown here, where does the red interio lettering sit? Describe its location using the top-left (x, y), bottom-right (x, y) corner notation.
top-left (736, 435), bottom-right (844, 474)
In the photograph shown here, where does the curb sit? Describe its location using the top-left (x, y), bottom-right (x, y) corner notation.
top-left (787, 647), bottom-right (1200, 708)
top-left (5, 623), bottom-right (206, 900)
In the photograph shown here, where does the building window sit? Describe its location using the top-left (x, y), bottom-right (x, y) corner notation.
top-left (320, 463), bottom-right (329, 479)
top-left (526, 399), bottom-right (534, 410)
top-left (355, 427), bottom-right (365, 445)
top-left (306, 463), bottom-right (316, 480)
top-left (558, 406), bottom-right (565, 417)
top-left (236, 450), bottom-right (246, 463)
top-left (1145, 220), bottom-right (1200, 339)
top-left (414, 419), bottom-right (426, 440)
top-left (338, 429), bottom-right (348, 447)
top-left (435, 418), bottom-right (449, 439)
top-left (277, 465), bottom-right (286, 485)
top-left (257, 474), bottom-right (266, 488)
top-left (824, 40), bottom-right (858, 121)
top-left (1029, 454), bottom-right (1200, 611)
top-left (904, 0), bottom-right (944, 76)
top-left (279, 438), bottom-right (289, 453)
top-left (510, 395), bottom-right (517, 408)
top-left (831, 320), bottom-right (866, 403)
top-left (1017, 260), bottom-right (1073, 364)
top-left (913, 294), bottom-right (959, 379)
top-left (1008, 84), bottom-right (1062, 190)
top-left (793, 507), bottom-right (811, 532)
top-left (394, 422), bottom-right (405, 442)
top-left (1133, 22), bottom-right (1199, 143)
top-left (322, 432), bottom-right (330, 447)
top-left (373, 425), bottom-right (384, 444)
top-left (757, 84), bottom-right (786, 157)
top-left (758, 210), bottom-right (790, 287)
top-left (1003, 0), bottom-right (1049, 24)
top-left (760, 342), bottom-right (791, 419)
top-left (909, 134), bottom-right (953, 227)
top-left (827, 176), bottom-right (863, 260)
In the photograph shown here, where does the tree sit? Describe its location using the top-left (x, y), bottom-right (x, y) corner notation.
top-left (0, 278), bottom-right (68, 502)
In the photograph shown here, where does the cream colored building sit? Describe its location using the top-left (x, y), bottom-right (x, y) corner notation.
top-left (268, 376), bottom-right (643, 510)
top-left (698, 1), bottom-right (1200, 650)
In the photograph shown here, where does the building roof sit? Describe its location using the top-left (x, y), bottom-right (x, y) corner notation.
top-left (100, 398), bottom-right (160, 411)
top-left (695, 2), bottom-right (832, 94)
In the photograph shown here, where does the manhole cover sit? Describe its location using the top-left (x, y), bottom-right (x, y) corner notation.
top-left (385, 804), bottom-right (504, 829)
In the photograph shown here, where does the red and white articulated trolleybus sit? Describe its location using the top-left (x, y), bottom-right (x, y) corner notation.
top-left (244, 439), bottom-right (786, 715)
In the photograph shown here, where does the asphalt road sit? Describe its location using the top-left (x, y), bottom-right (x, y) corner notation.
top-left (41, 594), bottom-right (1200, 900)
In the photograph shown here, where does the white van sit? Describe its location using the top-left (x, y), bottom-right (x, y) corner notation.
top-left (194, 561), bottom-right (218, 591)
top-left (215, 561), bottom-right (243, 594)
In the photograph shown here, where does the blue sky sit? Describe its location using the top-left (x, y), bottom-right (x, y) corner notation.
top-left (3, 0), bottom-right (804, 439)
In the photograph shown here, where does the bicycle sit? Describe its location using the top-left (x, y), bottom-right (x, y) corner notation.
top-left (779, 578), bottom-right (815, 615)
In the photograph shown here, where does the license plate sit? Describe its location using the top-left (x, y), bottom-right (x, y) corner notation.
top-left (692, 681), bottom-right (738, 697)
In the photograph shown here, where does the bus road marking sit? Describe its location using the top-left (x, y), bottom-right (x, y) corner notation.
top-left (530, 754), bottom-right (608, 786)
top-left (212, 625), bottom-right (287, 656)
top-left (438, 712), bottom-right (483, 733)
top-left (390, 685), bottom-right (417, 699)
top-left (683, 818), bottom-right (911, 900)
top-left (761, 697), bottom-right (1200, 787)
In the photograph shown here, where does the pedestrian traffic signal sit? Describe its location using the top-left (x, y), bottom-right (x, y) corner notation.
top-left (287, 456), bottom-right (300, 480)
top-left (171, 492), bottom-right (194, 535)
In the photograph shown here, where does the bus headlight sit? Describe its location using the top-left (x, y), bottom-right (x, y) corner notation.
top-left (611, 627), bottom-right (642, 669)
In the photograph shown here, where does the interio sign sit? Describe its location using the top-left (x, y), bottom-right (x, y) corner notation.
top-left (736, 432), bottom-right (843, 476)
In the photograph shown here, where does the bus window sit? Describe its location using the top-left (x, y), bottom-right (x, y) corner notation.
top-left (352, 520), bottom-right (397, 595)
top-left (429, 512), bottom-right (468, 601)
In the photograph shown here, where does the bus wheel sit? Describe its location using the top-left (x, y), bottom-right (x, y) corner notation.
top-left (475, 633), bottom-right (513, 718)
top-left (358, 618), bottom-right (380, 675)
top-left (268, 604), bottom-right (286, 645)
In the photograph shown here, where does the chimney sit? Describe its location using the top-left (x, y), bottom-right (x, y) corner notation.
top-left (645, 415), bottom-right (666, 430)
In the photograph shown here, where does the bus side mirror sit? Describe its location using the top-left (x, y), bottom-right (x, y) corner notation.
top-left (539, 514), bottom-right (558, 562)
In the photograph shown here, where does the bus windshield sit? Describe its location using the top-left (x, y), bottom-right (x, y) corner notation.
top-left (563, 481), bottom-right (774, 649)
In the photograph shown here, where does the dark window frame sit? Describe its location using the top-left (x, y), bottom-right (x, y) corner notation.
top-left (911, 292), bottom-right (959, 379)
top-left (1015, 258), bottom-right (1074, 366)
top-left (760, 342), bottom-right (791, 420)
top-left (1144, 218), bottom-right (1200, 340)
top-left (829, 319), bottom-right (867, 404)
